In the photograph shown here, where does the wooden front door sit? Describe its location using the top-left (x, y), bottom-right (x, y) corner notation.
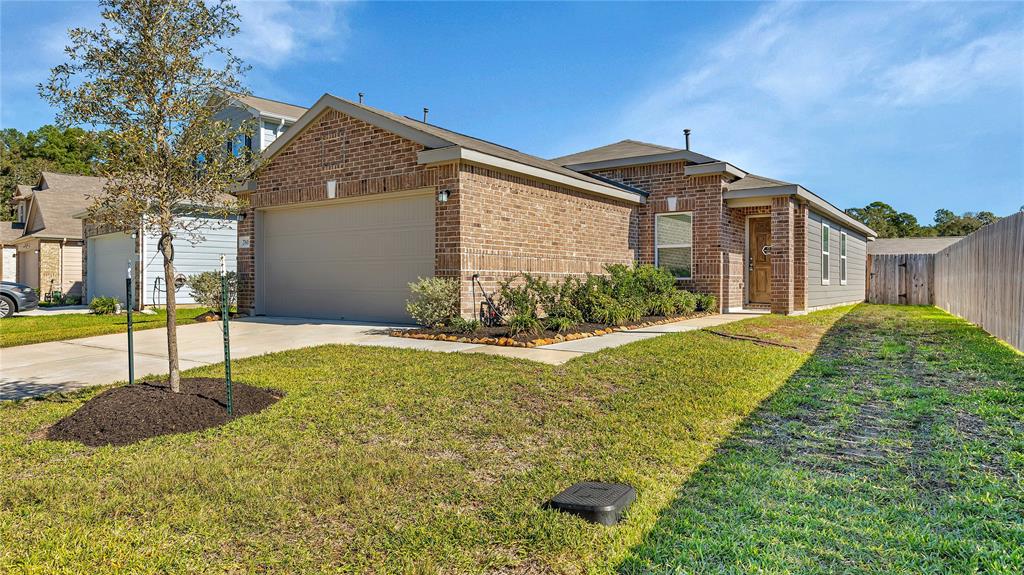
top-left (748, 217), bottom-right (771, 304)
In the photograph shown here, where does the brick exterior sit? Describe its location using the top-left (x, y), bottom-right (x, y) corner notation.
top-left (722, 205), bottom-right (772, 310)
top-left (793, 202), bottom-right (808, 312)
top-left (770, 196), bottom-right (796, 314)
top-left (237, 108), bottom-right (635, 318)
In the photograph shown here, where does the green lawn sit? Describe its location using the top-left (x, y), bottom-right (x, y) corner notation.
top-left (0, 305), bottom-right (1020, 573)
top-left (0, 308), bottom-right (208, 347)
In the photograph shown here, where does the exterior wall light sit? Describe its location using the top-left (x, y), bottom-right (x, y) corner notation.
top-left (326, 180), bottom-right (337, 199)
top-left (437, 189), bottom-right (450, 203)
top-left (666, 196), bottom-right (678, 212)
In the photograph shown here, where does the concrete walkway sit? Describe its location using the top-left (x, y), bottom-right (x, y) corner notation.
top-left (19, 305), bottom-right (92, 316)
top-left (0, 313), bottom-right (757, 400)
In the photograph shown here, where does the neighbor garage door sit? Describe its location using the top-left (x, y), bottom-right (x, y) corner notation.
top-left (87, 232), bottom-right (135, 304)
top-left (261, 191), bottom-right (435, 322)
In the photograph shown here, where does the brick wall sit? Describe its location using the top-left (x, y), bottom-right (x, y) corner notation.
top-left (722, 205), bottom-right (772, 310)
top-left (770, 196), bottom-right (796, 314)
top-left (588, 162), bottom-right (729, 309)
top-left (455, 163), bottom-right (635, 316)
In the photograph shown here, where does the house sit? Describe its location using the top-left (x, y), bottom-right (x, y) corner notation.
top-left (80, 94), bottom-right (307, 307)
top-left (5, 173), bottom-right (95, 299)
top-left (1, 222), bottom-right (21, 283)
top-left (866, 236), bottom-right (963, 255)
top-left (235, 93), bottom-right (876, 323)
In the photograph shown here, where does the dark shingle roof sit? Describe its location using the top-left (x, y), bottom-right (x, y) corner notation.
top-left (235, 94), bottom-right (307, 120)
top-left (24, 172), bottom-right (108, 239)
top-left (551, 139), bottom-right (718, 167)
top-left (728, 173), bottom-right (795, 190)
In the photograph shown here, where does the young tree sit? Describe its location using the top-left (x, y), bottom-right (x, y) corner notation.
top-left (41, 0), bottom-right (254, 392)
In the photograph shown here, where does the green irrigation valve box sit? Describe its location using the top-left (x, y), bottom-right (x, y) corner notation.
top-left (548, 482), bottom-right (636, 526)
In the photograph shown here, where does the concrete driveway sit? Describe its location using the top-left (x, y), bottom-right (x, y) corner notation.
top-left (0, 313), bottom-right (756, 400)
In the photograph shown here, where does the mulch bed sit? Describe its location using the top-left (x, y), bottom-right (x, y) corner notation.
top-left (392, 312), bottom-right (712, 348)
top-left (46, 378), bottom-right (282, 447)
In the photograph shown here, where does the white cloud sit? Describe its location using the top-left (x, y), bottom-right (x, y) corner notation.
top-left (601, 2), bottom-right (1024, 179)
top-left (233, 0), bottom-right (352, 69)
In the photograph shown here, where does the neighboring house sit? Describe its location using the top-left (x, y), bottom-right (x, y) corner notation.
top-left (234, 93), bottom-right (877, 323)
top-left (5, 173), bottom-right (94, 299)
top-left (79, 95), bottom-right (302, 307)
top-left (866, 236), bottom-right (963, 255)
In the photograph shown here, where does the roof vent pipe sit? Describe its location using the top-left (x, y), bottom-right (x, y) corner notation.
top-left (358, 92), bottom-right (364, 104)
top-left (684, 129), bottom-right (691, 151)
top-left (423, 107), bottom-right (429, 123)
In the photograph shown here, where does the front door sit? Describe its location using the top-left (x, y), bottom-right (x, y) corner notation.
top-left (748, 217), bottom-right (771, 304)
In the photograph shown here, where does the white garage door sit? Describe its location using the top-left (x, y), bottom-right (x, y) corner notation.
top-left (87, 232), bottom-right (135, 304)
top-left (261, 191), bottom-right (435, 323)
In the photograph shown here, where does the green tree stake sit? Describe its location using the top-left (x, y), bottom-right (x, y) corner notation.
top-left (221, 255), bottom-right (232, 416)
top-left (126, 259), bottom-right (134, 386)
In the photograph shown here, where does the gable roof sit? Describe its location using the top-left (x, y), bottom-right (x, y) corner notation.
top-left (17, 172), bottom-right (107, 241)
top-left (867, 237), bottom-right (964, 255)
top-left (234, 94), bottom-right (307, 121)
top-left (261, 94), bottom-right (647, 204)
top-left (0, 222), bottom-right (22, 244)
top-left (552, 139), bottom-right (719, 170)
top-left (728, 173), bottom-right (794, 190)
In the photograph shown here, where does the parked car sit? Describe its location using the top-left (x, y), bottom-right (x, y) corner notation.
top-left (0, 281), bottom-right (39, 318)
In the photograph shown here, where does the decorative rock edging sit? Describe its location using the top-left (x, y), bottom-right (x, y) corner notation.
top-left (389, 313), bottom-right (714, 348)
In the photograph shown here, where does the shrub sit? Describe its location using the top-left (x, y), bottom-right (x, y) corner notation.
top-left (695, 293), bottom-right (718, 312)
top-left (89, 296), bottom-right (119, 315)
top-left (674, 290), bottom-right (697, 314)
top-left (529, 275), bottom-right (583, 330)
top-left (498, 275), bottom-right (538, 318)
top-left (186, 271), bottom-right (238, 312)
top-left (545, 315), bottom-right (577, 333)
top-left (506, 312), bottom-right (542, 336)
top-left (648, 293), bottom-right (678, 316)
top-left (448, 316), bottom-right (481, 334)
top-left (406, 277), bottom-right (460, 328)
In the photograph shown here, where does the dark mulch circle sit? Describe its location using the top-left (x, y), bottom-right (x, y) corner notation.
top-left (46, 378), bottom-right (283, 447)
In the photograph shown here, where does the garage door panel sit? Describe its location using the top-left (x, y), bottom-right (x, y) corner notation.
top-left (262, 193), bottom-right (435, 322)
top-left (87, 233), bottom-right (135, 304)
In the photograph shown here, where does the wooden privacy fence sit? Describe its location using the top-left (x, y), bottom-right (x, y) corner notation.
top-left (934, 212), bottom-right (1023, 352)
top-left (867, 212), bottom-right (1023, 351)
top-left (866, 254), bottom-right (934, 305)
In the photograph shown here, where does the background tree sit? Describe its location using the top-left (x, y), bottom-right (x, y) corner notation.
top-left (845, 201), bottom-right (929, 238)
top-left (41, 0), bottom-right (254, 392)
top-left (0, 125), bottom-right (107, 220)
top-left (933, 209), bottom-right (1000, 236)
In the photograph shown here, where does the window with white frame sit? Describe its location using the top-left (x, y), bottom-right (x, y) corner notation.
top-left (655, 212), bottom-right (693, 279)
top-left (840, 231), bottom-right (848, 285)
top-left (821, 223), bottom-right (831, 285)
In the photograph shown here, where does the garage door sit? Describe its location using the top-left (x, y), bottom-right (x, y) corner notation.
top-left (87, 232), bottom-right (135, 304)
top-left (261, 192), bottom-right (435, 322)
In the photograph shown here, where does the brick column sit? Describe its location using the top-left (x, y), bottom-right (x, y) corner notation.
top-left (770, 196), bottom-right (795, 314)
top-left (792, 202), bottom-right (807, 312)
top-left (236, 195), bottom-right (256, 314)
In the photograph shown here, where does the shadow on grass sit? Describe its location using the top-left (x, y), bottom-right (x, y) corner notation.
top-left (617, 304), bottom-right (1024, 574)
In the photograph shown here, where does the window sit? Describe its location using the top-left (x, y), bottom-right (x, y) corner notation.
top-left (840, 231), bottom-right (848, 285)
top-left (655, 212), bottom-right (693, 279)
top-left (821, 223), bottom-right (830, 285)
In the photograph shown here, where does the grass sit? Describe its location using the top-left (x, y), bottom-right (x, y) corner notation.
top-left (0, 304), bottom-right (1019, 573)
top-left (0, 308), bottom-right (208, 348)
top-left (619, 305), bottom-right (1023, 574)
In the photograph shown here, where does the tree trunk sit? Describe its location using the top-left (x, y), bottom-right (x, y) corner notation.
top-left (161, 234), bottom-right (181, 393)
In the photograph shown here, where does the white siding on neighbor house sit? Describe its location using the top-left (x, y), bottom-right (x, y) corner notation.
top-left (2, 246), bottom-right (16, 282)
top-left (87, 232), bottom-right (135, 304)
top-left (142, 216), bottom-right (237, 305)
top-left (806, 209), bottom-right (867, 309)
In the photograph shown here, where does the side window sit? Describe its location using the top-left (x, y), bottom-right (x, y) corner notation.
top-left (655, 212), bottom-right (694, 279)
top-left (821, 223), bottom-right (830, 285)
top-left (840, 231), bottom-right (848, 285)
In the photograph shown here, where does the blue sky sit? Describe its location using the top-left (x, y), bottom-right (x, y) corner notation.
top-left (2, 1), bottom-right (1022, 221)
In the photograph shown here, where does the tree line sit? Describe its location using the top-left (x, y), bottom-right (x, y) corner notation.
top-left (845, 201), bottom-right (1011, 238)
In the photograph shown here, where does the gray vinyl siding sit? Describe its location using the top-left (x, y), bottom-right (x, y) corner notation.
top-left (142, 216), bottom-right (237, 305)
top-left (806, 209), bottom-right (867, 309)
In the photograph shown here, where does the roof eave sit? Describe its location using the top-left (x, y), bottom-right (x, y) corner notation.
top-left (722, 185), bottom-right (877, 237)
top-left (419, 146), bottom-right (645, 205)
top-left (564, 149), bottom-right (717, 172)
top-left (683, 161), bottom-right (748, 181)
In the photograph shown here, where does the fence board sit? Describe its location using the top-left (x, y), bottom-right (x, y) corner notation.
top-left (866, 253), bottom-right (933, 305)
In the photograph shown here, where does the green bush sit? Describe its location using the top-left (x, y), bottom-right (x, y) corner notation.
top-left (186, 271), bottom-right (238, 312)
top-left (545, 315), bottom-right (577, 333)
top-left (89, 296), bottom-right (119, 315)
top-left (497, 275), bottom-right (538, 318)
top-left (406, 277), bottom-right (460, 328)
top-left (448, 316), bottom-right (481, 334)
top-left (648, 293), bottom-right (678, 316)
top-left (674, 290), bottom-right (697, 314)
top-left (506, 312), bottom-right (543, 336)
top-left (528, 275), bottom-right (583, 330)
top-left (695, 293), bottom-right (718, 312)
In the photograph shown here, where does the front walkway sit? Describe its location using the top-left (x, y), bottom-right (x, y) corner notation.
top-left (0, 313), bottom-right (756, 400)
